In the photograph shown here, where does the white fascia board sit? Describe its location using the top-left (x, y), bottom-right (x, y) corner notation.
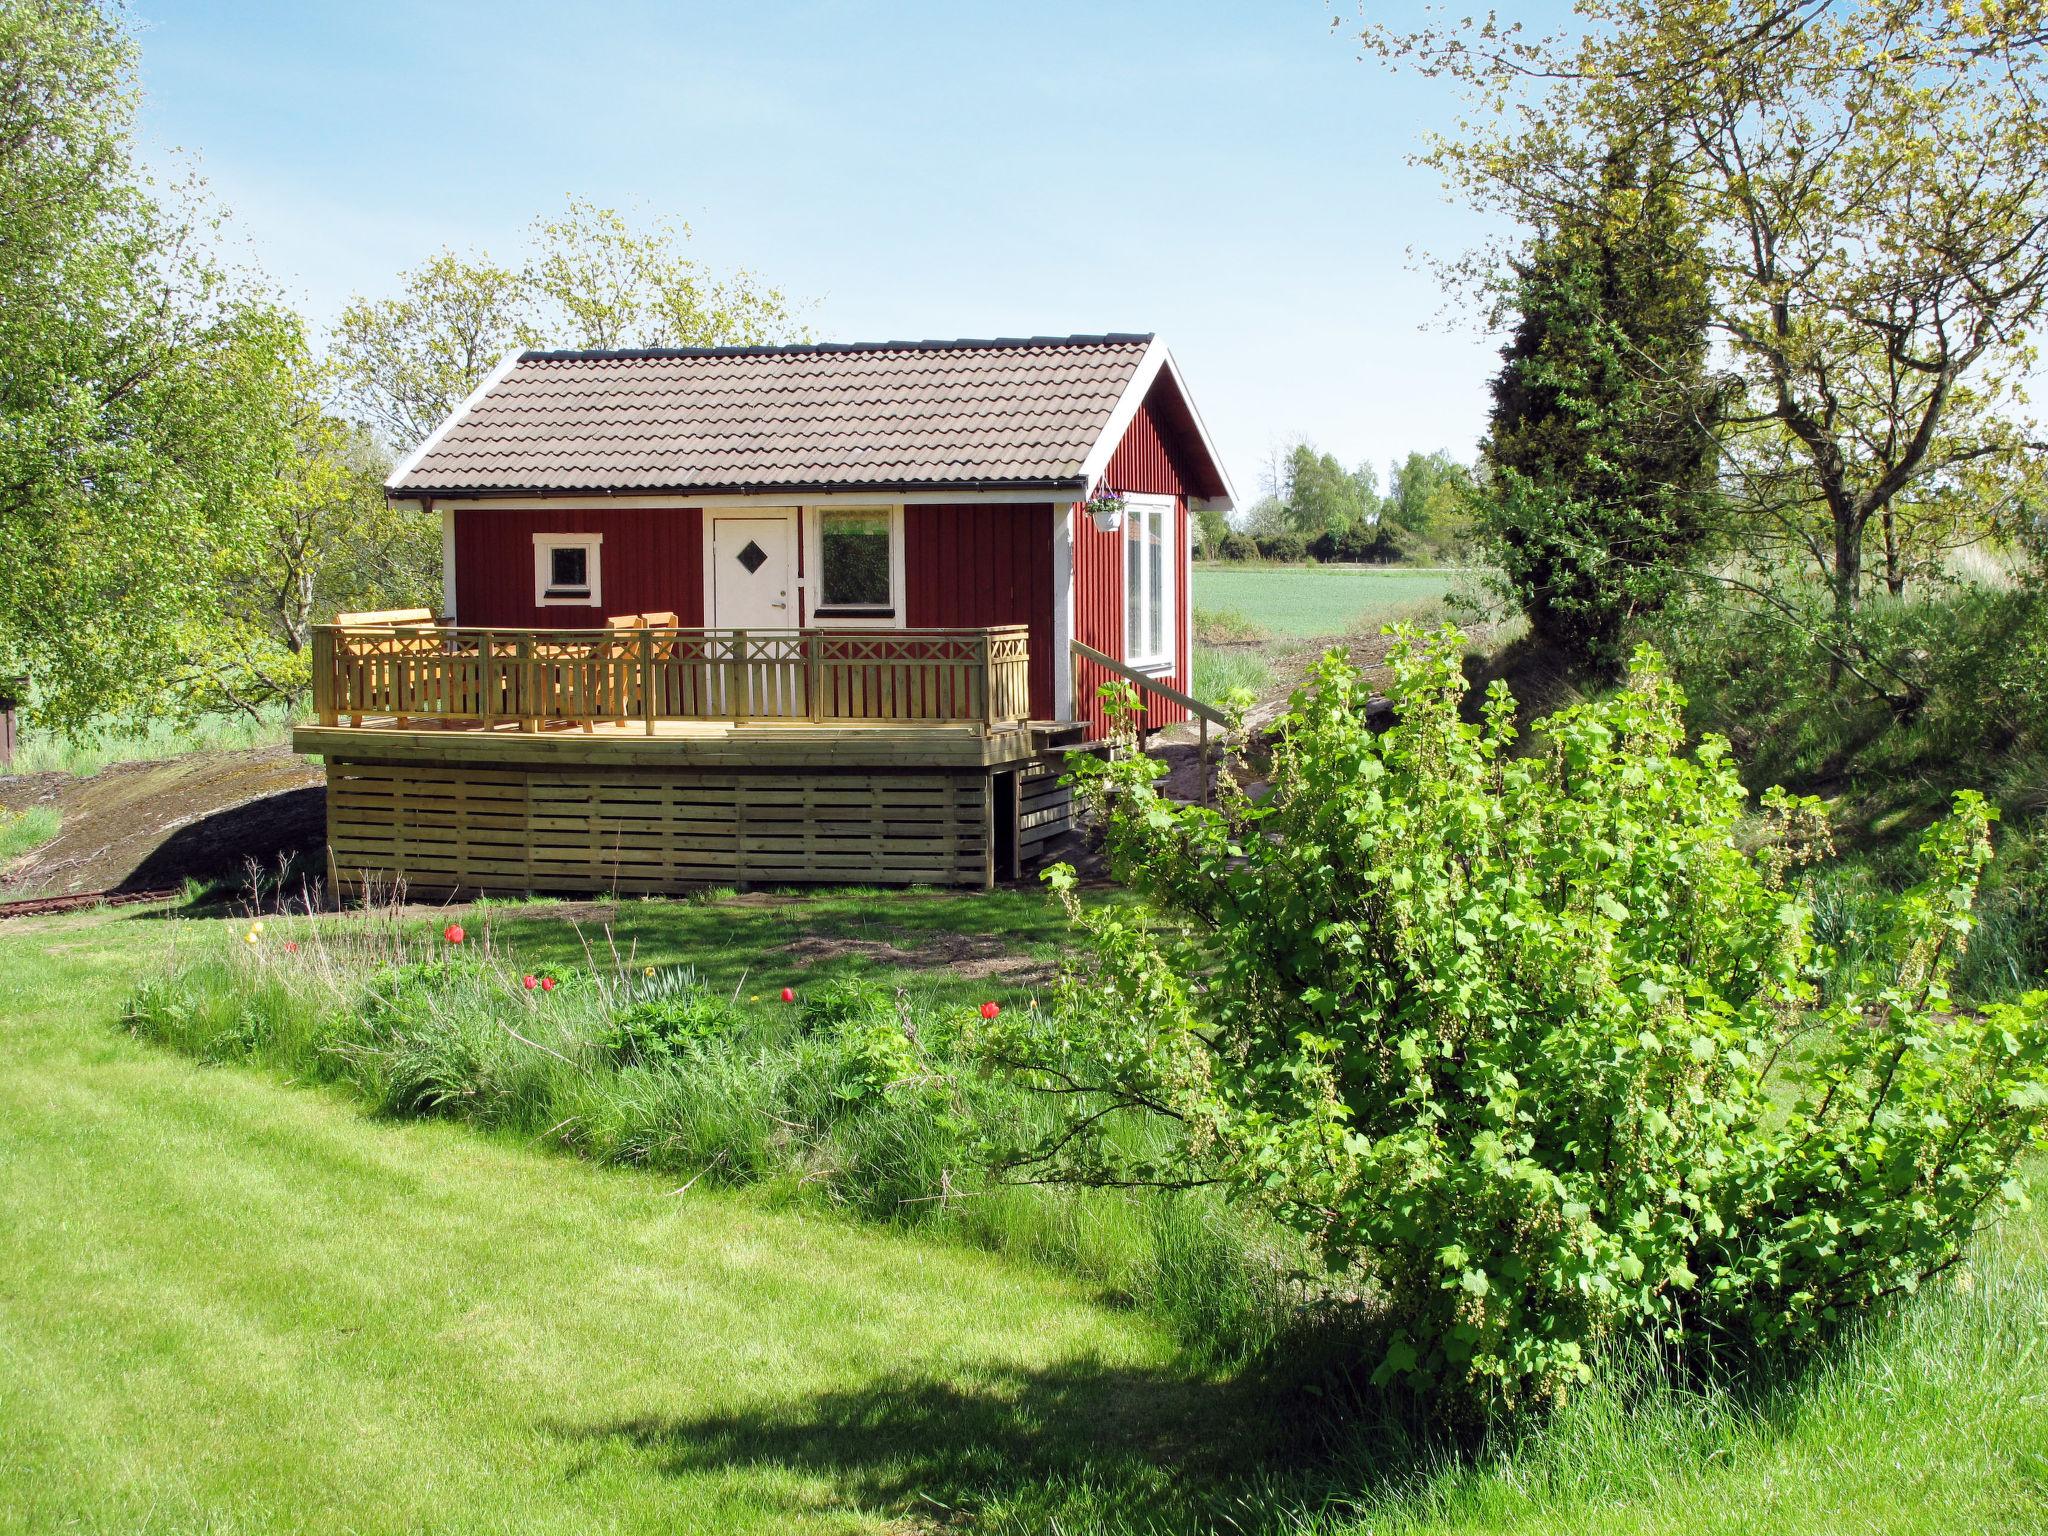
top-left (385, 348), bottom-right (526, 496)
top-left (1074, 339), bottom-right (1239, 513)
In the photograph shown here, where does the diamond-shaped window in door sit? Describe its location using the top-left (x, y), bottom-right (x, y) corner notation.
top-left (735, 540), bottom-right (769, 574)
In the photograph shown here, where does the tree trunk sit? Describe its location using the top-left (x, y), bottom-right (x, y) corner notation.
top-left (1881, 507), bottom-right (1906, 597)
top-left (1828, 504), bottom-right (1865, 688)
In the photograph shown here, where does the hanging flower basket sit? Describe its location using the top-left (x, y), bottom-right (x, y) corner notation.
top-left (1085, 490), bottom-right (1126, 534)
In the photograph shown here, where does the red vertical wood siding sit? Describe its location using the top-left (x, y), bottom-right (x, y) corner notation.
top-left (903, 503), bottom-right (1055, 718)
top-left (1071, 386), bottom-right (1196, 732)
top-left (452, 507), bottom-right (704, 629)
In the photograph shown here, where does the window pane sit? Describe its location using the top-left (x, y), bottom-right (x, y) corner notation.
top-left (550, 546), bottom-right (588, 589)
top-left (1147, 506), bottom-right (1165, 660)
top-left (820, 509), bottom-right (892, 608)
top-left (1125, 513), bottom-right (1143, 653)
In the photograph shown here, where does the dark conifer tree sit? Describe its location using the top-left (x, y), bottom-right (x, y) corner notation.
top-left (1480, 145), bottom-right (1722, 672)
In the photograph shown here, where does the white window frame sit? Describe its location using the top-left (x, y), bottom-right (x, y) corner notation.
top-left (1121, 493), bottom-right (1176, 671)
top-left (532, 532), bottom-right (603, 607)
top-left (803, 504), bottom-right (906, 629)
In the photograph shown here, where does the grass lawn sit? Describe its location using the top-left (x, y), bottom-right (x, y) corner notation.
top-left (1191, 565), bottom-right (1469, 640)
top-left (5, 894), bottom-right (2047, 1533)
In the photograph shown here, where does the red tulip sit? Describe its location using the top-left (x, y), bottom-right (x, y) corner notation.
top-left (539, 975), bottom-right (557, 992)
top-left (443, 923), bottom-right (465, 945)
top-left (780, 987), bottom-right (795, 1003)
top-left (980, 1001), bottom-right (1001, 1020)
top-left (521, 974), bottom-right (537, 990)
top-left (284, 940), bottom-right (299, 953)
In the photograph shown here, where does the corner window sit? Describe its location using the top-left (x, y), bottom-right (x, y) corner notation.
top-left (814, 507), bottom-right (896, 619)
top-left (532, 532), bottom-right (603, 606)
top-left (1123, 494), bottom-right (1174, 668)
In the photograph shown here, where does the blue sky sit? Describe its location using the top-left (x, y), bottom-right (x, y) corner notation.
top-left (132, 0), bottom-right (1506, 501)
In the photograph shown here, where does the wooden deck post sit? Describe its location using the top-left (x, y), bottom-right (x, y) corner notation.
top-left (641, 629), bottom-right (657, 736)
top-left (731, 629), bottom-right (749, 725)
top-left (806, 630), bottom-right (824, 724)
top-left (518, 633), bottom-right (538, 732)
top-left (973, 634), bottom-right (990, 732)
top-left (481, 631), bottom-right (498, 731)
top-left (312, 628), bottom-right (337, 726)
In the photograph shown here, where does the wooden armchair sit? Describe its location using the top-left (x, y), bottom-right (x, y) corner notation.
top-left (602, 612), bottom-right (683, 724)
top-left (332, 608), bottom-right (442, 726)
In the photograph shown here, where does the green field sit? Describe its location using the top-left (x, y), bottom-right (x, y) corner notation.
top-left (1191, 564), bottom-right (1466, 639)
top-left (4, 893), bottom-right (2046, 1533)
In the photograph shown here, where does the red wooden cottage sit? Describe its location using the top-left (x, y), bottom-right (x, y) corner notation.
top-left (296, 333), bottom-right (1235, 892)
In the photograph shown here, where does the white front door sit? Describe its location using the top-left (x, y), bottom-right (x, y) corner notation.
top-left (711, 515), bottom-right (795, 629)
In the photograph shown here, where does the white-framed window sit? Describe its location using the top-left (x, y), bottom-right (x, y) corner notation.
top-left (1122, 493), bottom-right (1175, 669)
top-left (807, 505), bottom-right (904, 625)
top-left (532, 532), bottom-right (603, 606)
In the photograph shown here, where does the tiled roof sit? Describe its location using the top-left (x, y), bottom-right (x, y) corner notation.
top-left (390, 334), bottom-right (1157, 495)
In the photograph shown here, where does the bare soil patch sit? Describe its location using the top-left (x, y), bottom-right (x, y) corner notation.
top-left (0, 744), bottom-right (324, 898)
top-left (779, 931), bottom-right (1057, 987)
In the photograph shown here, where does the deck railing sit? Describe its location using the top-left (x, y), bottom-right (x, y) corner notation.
top-left (311, 624), bottom-right (1033, 734)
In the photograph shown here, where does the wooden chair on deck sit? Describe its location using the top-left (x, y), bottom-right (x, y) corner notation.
top-left (603, 612), bottom-right (682, 726)
top-left (333, 607), bottom-right (442, 726)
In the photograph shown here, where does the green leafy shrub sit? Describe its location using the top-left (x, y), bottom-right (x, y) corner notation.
top-left (794, 974), bottom-right (892, 1033)
top-left (1257, 531), bottom-right (1308, 564)
top-left (984, 626), bottom-right (2048, 1410)
top-left (602, 977), bottom-right (742, 1067)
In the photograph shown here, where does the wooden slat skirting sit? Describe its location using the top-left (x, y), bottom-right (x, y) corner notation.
top-left (325, 757), bottom-right (1012, 894)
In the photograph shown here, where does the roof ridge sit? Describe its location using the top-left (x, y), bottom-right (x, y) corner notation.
top-left (517, 333), bottom-right (1154, 363)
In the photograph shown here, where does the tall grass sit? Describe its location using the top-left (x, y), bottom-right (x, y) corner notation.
top-left (0, 805), bottom-right (60, 862)
top-left (123, 913), bottom-right (1299, 1365)
top-left (9, 703), bottom-right (300, 776)
top-left (1193, 644), bottom-right (1276, 704)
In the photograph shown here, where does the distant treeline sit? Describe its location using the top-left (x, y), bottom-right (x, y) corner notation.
top-left (1198, 444), bottom-right (1478, 565)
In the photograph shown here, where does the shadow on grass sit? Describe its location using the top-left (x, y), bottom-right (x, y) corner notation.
top-left (550, 1353), bottom-right (1437, 1532)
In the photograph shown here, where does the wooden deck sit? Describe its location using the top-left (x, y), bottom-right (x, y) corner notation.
top-left (299, 623), bottom-right (1082, 893)
top-left (311, 623), bottom-right (1033, 735)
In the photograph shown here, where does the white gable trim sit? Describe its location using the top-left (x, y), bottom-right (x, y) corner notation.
top-left (385, 349), bottom-right (525, 491)
top-left (1075, 340), bottom-right (1238, 512)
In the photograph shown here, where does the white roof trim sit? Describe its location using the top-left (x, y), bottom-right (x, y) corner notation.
top-left (1076, 339), bottom-right (1238, 512)
top-left (385, 348), bottom-right (525, 493)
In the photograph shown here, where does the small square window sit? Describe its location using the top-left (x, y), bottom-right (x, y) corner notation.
top-left (532, 533), bottom-right (603, 606)
top-left (549, 546), bottom-right (588, 594)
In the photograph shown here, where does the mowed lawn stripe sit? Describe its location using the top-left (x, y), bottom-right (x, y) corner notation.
top-left (0, 914), bottom-right (1185, 1536)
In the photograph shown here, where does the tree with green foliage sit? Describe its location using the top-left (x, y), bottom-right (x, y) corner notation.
top-left (982, 629), bottom-right (2048, 1410)
top-left (1480, 146), bottom-right (1722, 671)
top-left (331, 252), bottom-right (536, 451)
top-left (335, 199), bottom-right (806, 452)
top-left (180, 339), bottom-right (440, 719)
top-left (1363, 0), bottom-right (2048, 656)
top-left (0, 0), bottom-right (305, 730)
top-left (1281, 443), bottom-right (1377, 539)
top-left (1382, 450), bottom-right (1476, 563)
